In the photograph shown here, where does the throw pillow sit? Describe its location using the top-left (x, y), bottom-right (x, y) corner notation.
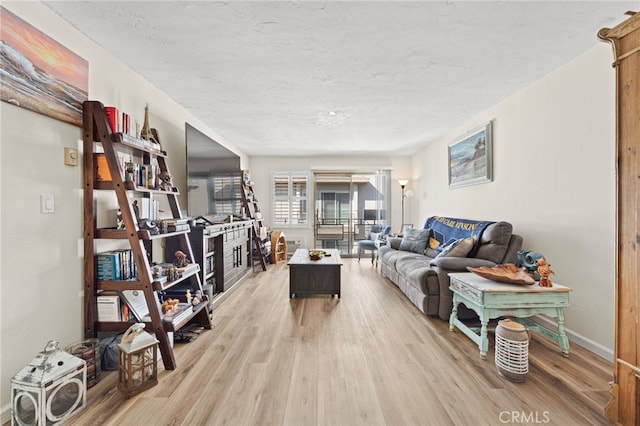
top-left (369, 232), bottom-right (381, 241)
top-left (399, 228), bottom-right (431, 254)
top-left (435, 237), bottom-right (475, 258)
top-left (428, 237), bottom-right (440, 250)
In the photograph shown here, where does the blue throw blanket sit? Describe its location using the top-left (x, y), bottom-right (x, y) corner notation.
top-left (424, 216), bottom-right (494, 254)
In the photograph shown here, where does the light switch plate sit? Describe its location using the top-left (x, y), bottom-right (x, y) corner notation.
top-left (64, 147), bottom-right (78, 166)
top-left (41, 194), bottom-right (54, 214)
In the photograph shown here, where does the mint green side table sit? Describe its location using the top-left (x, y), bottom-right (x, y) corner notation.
top-left (448, 272), bottom-right (572, 359)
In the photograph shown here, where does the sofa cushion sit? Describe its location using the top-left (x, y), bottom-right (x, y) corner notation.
top-left (435, 237), bottom-right (475, 259)
top-left (395, 255), bottom-right (438, 294)
top-left (399, 228), bottom-right (431, 253)
top-left (379, 246), bottom-right (416, 271)
top-left (474, 221), bottom-right (513, 263)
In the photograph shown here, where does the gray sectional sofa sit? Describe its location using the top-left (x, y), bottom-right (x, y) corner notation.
top-left (378, 216), bottom-right (523, 320)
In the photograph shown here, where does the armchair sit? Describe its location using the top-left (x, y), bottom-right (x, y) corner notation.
top-left (357, 224), bottom-right (392, 263)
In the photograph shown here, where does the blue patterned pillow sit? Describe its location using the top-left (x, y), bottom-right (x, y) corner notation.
top-left (399, 228), bottom-right (431, 253)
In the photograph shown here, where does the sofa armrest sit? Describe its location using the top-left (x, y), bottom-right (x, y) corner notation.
top-left (429, 257), bottom-right (498, 320)
top-left (428, 257), bottom-right (497, 271)
top-left (387, 237), bottom-right (403, 250)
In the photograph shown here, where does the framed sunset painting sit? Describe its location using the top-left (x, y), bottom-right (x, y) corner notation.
top-left (0, 7), bottom-right (88, 126)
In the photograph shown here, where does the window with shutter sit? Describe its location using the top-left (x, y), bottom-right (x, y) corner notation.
top-left (272, 172), bottom-right (309, 226)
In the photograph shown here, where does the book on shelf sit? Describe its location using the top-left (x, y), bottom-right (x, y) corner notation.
top-left (133, 197), bottom-right (159, 221)
top-left (96, 251), bottom-right (121, 280)
top-left (120, 289), bottom-right (151, 321)
top-left (104, 106), bottom-right (118, 133)
top-left (97, 294), bottom-right (121, 322)
top-left (96, 249), bottom-right (136, 280)
top-left (94, 153), bottom-right (112, 181)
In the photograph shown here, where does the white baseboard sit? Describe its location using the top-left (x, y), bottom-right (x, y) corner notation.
top-left (530, 315), bottom-right (613, 362)
top-left (1, 402), bottom-right (10, 425)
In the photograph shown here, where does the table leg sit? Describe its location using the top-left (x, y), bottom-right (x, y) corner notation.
top-left (449, 298), bottom-right (458, 331)
top-left (479, 314), bottom-right (489, 360)
top-left (556, 308), bottom-right (570, 357)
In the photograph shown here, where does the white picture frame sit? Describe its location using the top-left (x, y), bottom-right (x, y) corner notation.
top-left (448, 121), bottom-right (493, 189)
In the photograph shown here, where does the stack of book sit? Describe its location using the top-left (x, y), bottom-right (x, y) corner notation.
top-left (160, 218), bottom-right (191, 233)
top-left (163, 303), bottom-right (193, 326)
top-left (96, 249), bottom-right (136, 280)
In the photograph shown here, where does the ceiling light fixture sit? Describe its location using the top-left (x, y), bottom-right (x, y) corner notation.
top-left (315, 110), bottom-right (350, 127)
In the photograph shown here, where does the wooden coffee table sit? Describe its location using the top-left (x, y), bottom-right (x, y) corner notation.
top-left (288, 249), bottom-right (343, 298)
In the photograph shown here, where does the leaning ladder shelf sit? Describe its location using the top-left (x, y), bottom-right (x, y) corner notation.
top-left (83, 100), bottom-right (211, 370)
top-left (241, 177), bottom-right (268, 271)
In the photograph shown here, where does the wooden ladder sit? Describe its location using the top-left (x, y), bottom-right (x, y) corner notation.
top-left (240, 179), bottom-right (268, 271)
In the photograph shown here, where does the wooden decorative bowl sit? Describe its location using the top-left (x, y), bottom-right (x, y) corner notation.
top-left (466, 264), bottom-right (536, 285)
top-left (309, 250), bottom-right (325, 261)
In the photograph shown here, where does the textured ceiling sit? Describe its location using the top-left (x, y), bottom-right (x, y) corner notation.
top-left (44, 1), bottom-right (635, 157)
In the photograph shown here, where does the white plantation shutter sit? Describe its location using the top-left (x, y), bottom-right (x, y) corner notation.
top-left (272, 172), bottom-right (308, 226)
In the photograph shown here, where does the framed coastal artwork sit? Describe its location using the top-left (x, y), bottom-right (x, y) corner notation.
top-left (0, 7), bottom-right (88, 127)
top-left (448, 121), bottom-right (493, 189)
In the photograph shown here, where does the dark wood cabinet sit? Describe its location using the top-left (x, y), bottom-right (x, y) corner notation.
top-left (221, 221), bottom-right (252, 291)
top-left (168, 221), bottom-right (252, 296)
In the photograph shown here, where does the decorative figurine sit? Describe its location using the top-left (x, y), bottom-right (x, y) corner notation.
top-left (536, 257), bottom-right (555, 287)
top-left (139, 219), bottom-right (159, 235)
top-left (162, 298), bottom-right (179, 314)
top-left (186, 289), bottom-right (192, 305)
top-left (116, 209), bottom-right (125, 230)
top-left (132, 200), bottom-right (140, 222)
top-left (140, 103), bottom-right (160, 146)
top-left (173, 250), bottom-right (191, 268)
top-left (166, 266), bottom-right (179, 282)
top-left (516, 250), bottom-right (544, 280)
top-left (157, 171), bottom-right (173, 191)
top-left (191, 290), bottom-right (202, 306)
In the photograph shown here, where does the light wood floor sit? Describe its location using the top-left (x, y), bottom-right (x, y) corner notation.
top-left (70, 259), bottom-right (613, 426)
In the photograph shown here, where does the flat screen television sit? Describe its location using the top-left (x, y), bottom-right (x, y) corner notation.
top-left (185, 123), bottom-right (241, 219)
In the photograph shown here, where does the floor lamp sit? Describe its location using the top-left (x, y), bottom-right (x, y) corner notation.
top-left (398, 179), bottom-right (409, 232)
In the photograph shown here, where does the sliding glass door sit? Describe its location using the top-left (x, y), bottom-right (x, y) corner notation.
top-left (314, 171), bottom-right (389, 257)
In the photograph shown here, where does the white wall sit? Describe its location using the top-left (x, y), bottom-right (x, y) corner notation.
top-left (248, 156), bottom-right (412, 249)
top-left (411, 44), bottom-right (616, 356)
top-left (0, 3), bottom-right (248, 420)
